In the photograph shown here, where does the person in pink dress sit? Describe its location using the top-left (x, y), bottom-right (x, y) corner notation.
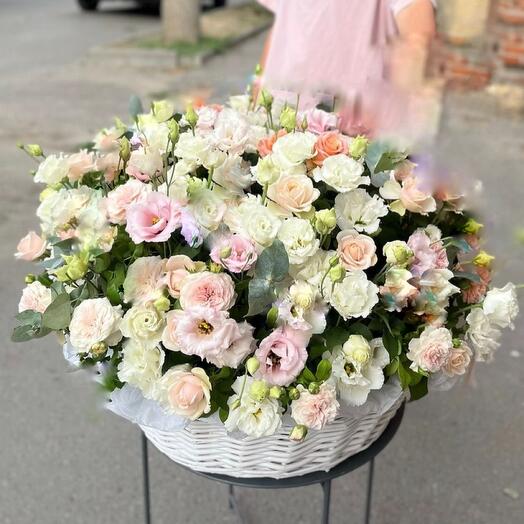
top-left (256, 0), bottom-right (437, 141)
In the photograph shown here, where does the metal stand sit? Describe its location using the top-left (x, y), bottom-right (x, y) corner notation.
top-left (140, 404), bottom-right (404, 524)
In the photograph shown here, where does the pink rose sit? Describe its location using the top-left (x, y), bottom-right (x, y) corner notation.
top-left (408, 230), bottom-right (448, 277)
top-left (67, 150), bottom-right (96, 182)
top-left (336, 230), bottom-right (377, 271)
top-left (164, 255), bottom-right (196, 298)
top-left (312, 131), bottom-right (349, 166)
top-left (179, 272), bottom-right (236, 311)
top-left (105, 179), bottom-right (151, 225)
top-left (302, 108), bottom-right (339, 135)
top-left (168, 307), bottom-right (241, 362)
top-left (442, 343), bottom-right (472, 377)
top-left (126, 192), bottom-right (182, 243)
top-left (210, 234), bottom-right (258, 273)
top-left (255, 326), bottom-right (309, 386)
top-left (267, 174), bottom-right (320, 215)
top-left (15, 231), bottom-right (47, 261)
top-left (407, 326), bottom-right (453, 373)
top-left (18, 281), bottom-right (52, 314)
top-left (400, 177), bottom-right (437, 215)
top-left (291, 383), bottom-right (339, 430)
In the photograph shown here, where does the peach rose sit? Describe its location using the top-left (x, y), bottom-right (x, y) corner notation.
top-left (179, 271), bottom-right (236, 311)
top-left (442, 343), bottom-right (472, 377)
top-left (18, 281), bottom-right (52, 314)
top-left (400, 177), bottom-right (437, 215)
top-left (312, 131), bottom-right (349, 166)
top-left (336, 229), bottom-right (378, 271)
top-left (394, 160), bottom-right (416, 182)
top-left (15, 231), bottom-right (47, 261)
top-left (164, 255), bottom-right (196, 298)
top-left (67, 150), bottom-right (96, 182)
top-left (257, 129), bottom-right (287, 157)
top-left (267, 174), bottom-right (320, 215)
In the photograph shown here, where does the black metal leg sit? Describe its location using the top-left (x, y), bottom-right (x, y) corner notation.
top-left (321, 480), bottom-right (332, 524)
top-left (141, 432), bottom-right (152, 524)
top-left (227, 485), bottom-right (245, 524)
top-left (364, 458), bottom-right (375, 524)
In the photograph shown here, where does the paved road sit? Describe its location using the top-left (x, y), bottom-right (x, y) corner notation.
top-left (0, 2), bottom-right (523, 523)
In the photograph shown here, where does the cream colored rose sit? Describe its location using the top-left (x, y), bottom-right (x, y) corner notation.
top-left (267, 174), bottom-right (320, 215)
top-left (252, 155), bottom-right (280, 186)
top-left (164, 255), bottom-right (195, 298)
top-left (156, 365), bottom-right (211, 420)
top-left (15, 231), bottom-right (47, 261)
top-left (120, 305), bottom-right (165, 348)
top-left (336, 229), bottom-right (377, 271)
top-left (483, 283), bottom-right (519, 330)
top-left (69, 298), bottom-right (123, 354)
top-left (123, 256), bottom-right (166, 305)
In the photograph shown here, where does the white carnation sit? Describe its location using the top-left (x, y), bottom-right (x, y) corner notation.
top-left (277, 217), bottom-right (320, 265)
top-left (328, 271), bottom-right (379, 319)
top-left (313, 154), bottom-right (369, 193)
top-left (271, 131), bottom-right (317, 171)
top-left (335, 189), bottom-right (388, 234)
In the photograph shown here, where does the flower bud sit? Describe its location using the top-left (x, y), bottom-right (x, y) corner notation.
top-left (383, 241), bottom-right (414, 267)
top-left (90, 341), bottom-right (108, 359)
top-left (185, 103), bottom-right (198, 128)
top-left (208, 262), bottom-right (223, 273)
top-left (119, 137), bottom-right (131, 162)
top-left (329, 264), bottom-right (346, 284)
top-left (260, 88), bottom-right (273, 109)
top-left (26, 144), bottom-right (44, 157)
top-left (289, 424), bottom-right (308, 442)
top-left (308, 382), bottom-right (320, 395)
top-left (266, 306), bottom-right (279, 328)
top-left (269, 386), bottom-right (282, 399)
top-left (288, 387), bottom-right (300, 401)
top-left (154, 295), bottom-right (171, 312)
top-left (254, 63), bottom-right (263, 76)
top-left (39, 187), bottom-right (56, 202)
top-left (301, 115), bottom-right (308, 132)
top-left (167, 119), bottom-right (180, 144)
top-left (254, 156), bottom-right (279, 186)
top-left (246, 357), bottom-right (260, 376)
top-left (152, 100), bottom-right (175, 122)
top-left (452, 338), bottom-right (463, 349)
top-left (462, 218), bottom-right (484, 235)
top-left (473, 250), bottom-right (495, 268)
top-left (314, 208), bottom-right (337, 235)
top-left (230, 399), bottom-right (241, 411)
top-left (61, 253), bottom-right (89, 281)
top-left (350, 135), bottom-right (369, 159)
top-left (219, 246), bottom-right (232, 259)
top-left (329, 255), bottom-right (340, 267)
top-left (279, 106), bottom-right (297, 132)
top-left (250, 380), bottom-right (270, 402)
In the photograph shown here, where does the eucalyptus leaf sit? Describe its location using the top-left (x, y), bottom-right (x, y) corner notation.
top-left (11, 324), bottom-right (37, 342)
top-left (246, 278), bottom-right (275, 316)
top-left (453, 271), bottom-right (482, 284)
top-left (42, 293), bottom-right (71, 330)
top-left (129, 95), bottom-right (144, 121)
top-left (15, 310), bottom-right (42, 326)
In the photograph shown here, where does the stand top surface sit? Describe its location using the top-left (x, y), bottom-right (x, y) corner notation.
top-left (186, 403), bottom-right (405, 489)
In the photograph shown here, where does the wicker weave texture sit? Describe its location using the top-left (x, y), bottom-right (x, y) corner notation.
top-left (141, 394), bottom-right (404, 479)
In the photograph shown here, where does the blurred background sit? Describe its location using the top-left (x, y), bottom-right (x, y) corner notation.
top-left (0, 1), bottom-right (523, 523)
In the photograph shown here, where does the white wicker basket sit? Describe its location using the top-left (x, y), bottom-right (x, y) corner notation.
top-left (140, 390), bottom-right (405, 479)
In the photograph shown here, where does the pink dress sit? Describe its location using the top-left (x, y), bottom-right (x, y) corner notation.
top-left (258, 0), bottom-right (436, 138)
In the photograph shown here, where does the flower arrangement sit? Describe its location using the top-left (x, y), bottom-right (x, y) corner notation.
top-left (13, 93), bottom-right (519, 441)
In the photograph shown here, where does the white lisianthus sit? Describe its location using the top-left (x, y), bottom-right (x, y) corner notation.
top-left (271, 131), bottom-right (317, 171)
top-left (327, 271), bottom-right (379, 319)
top-left (120, 305), bottom-right (165, 348)
top-left (212, 154), bottom-right (253, 193)
top-left (126, 148), bottom-right (163, 181)
top-left (335, 189), bottom-right (388, 234)
top-left (224, 376), bottom-right (282, 438)
top-left (483, 283), bottom-right (519, 330)
top-left (466, 308), bottom-right (502, 362)
top-left (174, 132), bottom-right (211, 168)
top-left (225, 195), bottom-right (281, 249)
top-left (69, 298), bottom-right (123, 354)
top-left (414, 269), bottom-right (460, 316)
top-left (289, 249), bottom-right (335, 290)
top-left (407, 326), bottom-right (453, 373)
top-left (189, 188), bottom-right (227, 233)
top-left (313, 154), bottom-right (369, 193)
top-left (211, 108), bottom-right (250, 155)
top-left (155, 365), bottom-right (211, 420)
top-left (328, 336), bottom-right (389, 407)
top-left (252, 155), bottom-right (280, 186)
top-left (277, 217), bottom-right (320, 264)
top-left (117, 340), bottom-right (165, 399)
top-left (34, 154), bottom-right (70, 185)
top-left (383, 240), bottom-right (414, 267)
top-left (141, 122), bottom-right (170, 154)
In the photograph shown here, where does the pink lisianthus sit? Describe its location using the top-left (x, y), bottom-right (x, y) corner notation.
top-left (291, 383), bottom-right (339, 430)
top-left (210, 233), bottom-right (258, 273)
top-left (255, 326), bottom-right (310, 386)
top-left (126, 192), bottom-right (182, 243)
top-left (164, 255), bottom-right (196, 298)
top-left (179, 271), bottom-right (236, 311)
top-left (15, 231), bottom-right (47, 261)
top-left (408, 229), bottom-right (448, 277)
top-left (67, 150), bottom-right (96, 182)
top-left (105, 179), bottom-right (151, 225)
top-left (301, 108), bottom-right (339, 135)
top-left (206, 321), bottom-right (256, 368)
top-left (96, 151), bottom-right (120, 183)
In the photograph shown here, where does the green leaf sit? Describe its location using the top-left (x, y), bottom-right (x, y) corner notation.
top-left (218, 406), bottom-right (229, 423)
top-left (324, 327), bottom-right (349, 349)
top-left (453, 271), bottom-right (482, 284)
top-left (246, 278), bottom-right (276, 316)
top-left (365, 141), bottom-right (407, 174)
top-left (42, 293), bottom-right (71, 330)
top-left (15, 310), bottom-right (42, 326)
top-left (447, 238), bottom-right (472, 253)
top-left (129, 95), bottom-right (144, 120)
top-left (93, 253), bottom-right (111, 273)
top-left (384, 358), bottom-right (399, 377)
top-left (348, 322), bottom-right (373, 340)
top-left (398, 360), bottom-right (412, 390)
top-left (374, 151), bottom-right (408, 174)
top-left (11, 325), bottom-right (38, 342)
top-left (383, 332), bottom-right (401, 358)
top-left (297, 366), bottom-right (316, 386)
top-left (316, 360), bottom-right (332, 382)
top-left (409, 377), bottom-right (428, 401)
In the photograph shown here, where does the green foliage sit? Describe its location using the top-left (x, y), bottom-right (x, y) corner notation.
top-left (11, 310), bottom-right (51, 342)
top-left (365, 141), bottom-right (407, 174)
top-left (41, 293), bottom-right (71, 330)
top-left (315, 359), bottom-right (332, 382)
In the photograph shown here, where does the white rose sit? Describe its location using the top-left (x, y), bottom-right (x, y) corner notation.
top-left (34, 154), bottom-right (70, 185)
top-left (271, 132), bottom-right (317, 171)
top-left (69, 298), bottom-right (123, 354)
top-left (483, 283), bottom-right (519, 330)
top-left (174, 132), bottom-right (211, 167)
top-left (224, 376), bottom-right (282, 437)
top-left (313, 154), bottom-right (369, 193)
top-left (277, 217), bottom-right (320, 264)
top-left (407, 326), bottom-right (453, 373)
top-left (142, 122), bottom-right (170, 154)
top-left (120, 306), bottom-right (165, 348)
top-left (328, 337), bottom-right (389, 407)
top-left (335, 189), bottom-right (388, 234)
top-left (189, 188), bottom-right (227, 232)
top-left (328, 271), bottom-right (379, 319)
top-left (155, 365), bottom-right (211, 420)
top-left (18, 281), bottom-right (53, 314)
top-left (466, 308), bottom-right (502, 362)
top-left (117, 339), bottom-right (165, 399)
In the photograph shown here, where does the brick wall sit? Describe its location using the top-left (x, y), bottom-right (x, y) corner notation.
top-left (431, 0), bottom-right (524, 91)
